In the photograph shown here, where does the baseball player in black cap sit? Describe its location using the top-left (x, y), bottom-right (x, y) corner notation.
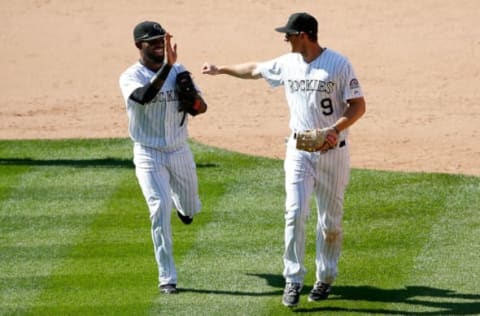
top-left (202, 12), bottom-right (366, 307)
top-left (119, 20), bottom-right (207, 295)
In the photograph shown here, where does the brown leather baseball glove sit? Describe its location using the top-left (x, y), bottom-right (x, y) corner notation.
top-left (295, 128), bottom-right (338, 153)
top-left (176, 71), bottom-right (207, 125)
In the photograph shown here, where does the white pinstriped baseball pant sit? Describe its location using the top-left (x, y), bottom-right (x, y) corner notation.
top-left (283, 138), bottom-right (350, 285)
top-left (133, 142), bottom-right (201, 286)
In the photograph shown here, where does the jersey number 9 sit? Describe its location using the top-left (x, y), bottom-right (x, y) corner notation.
top-left (320, 98), bottom-right (334, 116)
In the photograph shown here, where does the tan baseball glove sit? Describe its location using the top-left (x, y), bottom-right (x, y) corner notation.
top-left (295, 128), bottom-right (338, 153)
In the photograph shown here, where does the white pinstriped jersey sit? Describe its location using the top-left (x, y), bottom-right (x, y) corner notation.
top-left (119, 62), bottom-right (191, 149)
top-left (257, 49), bottom-right (363, 137)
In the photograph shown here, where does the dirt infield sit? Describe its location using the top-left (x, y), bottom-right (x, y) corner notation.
top-left (1, 1), bottom-right (479, 176)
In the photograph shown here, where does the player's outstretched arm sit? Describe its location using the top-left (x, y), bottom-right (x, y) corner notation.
top-left (201, 62), bottom-right (262, 79)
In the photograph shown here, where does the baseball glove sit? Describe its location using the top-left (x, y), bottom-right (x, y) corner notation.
top-left (176, 71), bottom-right (206, 125)
top-left (295, 128), bottom-right (338, 152)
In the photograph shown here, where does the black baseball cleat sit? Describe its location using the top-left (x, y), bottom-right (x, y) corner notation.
top-left (282, 282), bottom-right (302, 307)
top-left (308, 282), bottom-right (332, 302)
top-left (176, 210), bottom-right (193, 225)
top-left (160, 284), bottom-right (178, 294)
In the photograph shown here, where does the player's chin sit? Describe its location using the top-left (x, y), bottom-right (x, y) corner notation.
top-left (155, 54), bottom-right (165, 62)
top-left (150, 54), bottom-right (165, 64)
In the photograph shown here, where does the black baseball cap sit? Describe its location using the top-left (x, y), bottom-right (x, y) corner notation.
top-left (133, 21), bottom-right (166, 42)
top-left (275, 12), bottom-right (318, 35)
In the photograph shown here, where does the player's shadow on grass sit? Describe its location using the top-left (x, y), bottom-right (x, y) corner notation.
top-left (0, 158), bottom-right (218, 169)
top-left (179, 274), bottom-right (284, 296)
top-left (0, 157), bottom-right (135, 168)
top-left (294, 284), bottom-right (480, 315)
top-left (184, 273), bottom-right (479, 315)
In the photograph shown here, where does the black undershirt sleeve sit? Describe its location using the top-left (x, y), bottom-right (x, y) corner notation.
top-left (129, 82), bottom-right (160, 105)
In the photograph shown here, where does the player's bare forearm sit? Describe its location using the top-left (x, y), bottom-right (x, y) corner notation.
top-left (202, 62), bottom-right (262, 79)
top-left (332, 97), bottom-right (366, 132)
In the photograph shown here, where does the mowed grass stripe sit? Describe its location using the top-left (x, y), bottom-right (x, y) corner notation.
top-left (23, 169), bottom-right (156, 316)
top-left (0, 166), bottom-right (123, 314)
top-left (1, 139), bottom-right (479, 315)
top-left (399, 175), bottom-right (480, 314)
top-left (0, 139), bottom-right (134, 315)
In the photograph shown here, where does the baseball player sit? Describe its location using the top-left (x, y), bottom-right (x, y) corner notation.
top-left (202, 12), bottom-right (366, 307)
top-left (119, 21), bottom-right (207, 294)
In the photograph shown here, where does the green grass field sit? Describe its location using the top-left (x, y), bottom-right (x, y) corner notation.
top-left (1, 138), bottom-right (479, 315)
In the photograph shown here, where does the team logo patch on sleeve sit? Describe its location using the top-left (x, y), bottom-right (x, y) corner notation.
top-left (349, 78), bottom-right (359, 89)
